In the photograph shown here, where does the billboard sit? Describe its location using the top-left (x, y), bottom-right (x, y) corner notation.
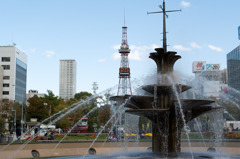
top-left (192, 61), bottom-right (206, 73)
top-left (119, 67), bottom-right (130, 76)
top-left (206, 64), bottom-right (220, 71)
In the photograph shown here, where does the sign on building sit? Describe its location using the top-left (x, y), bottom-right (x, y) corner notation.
top-left (206, 64), bottom-right (220, 71)
top-left (238, 26), bottom-right (240, 40)
top-left (192, 61), bottom-right (206, 73)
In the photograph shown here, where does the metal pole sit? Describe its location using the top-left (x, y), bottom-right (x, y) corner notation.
top-left (163, 1), bottom-right (167, 53)
top-left (14, 110), bottom-right (16, 133)
top-left (11, 109), bottom-right (16, 133)
top-left (50, 105), bottom-right (51, 124)
top-left (21, 101), bottom-right (23, 133)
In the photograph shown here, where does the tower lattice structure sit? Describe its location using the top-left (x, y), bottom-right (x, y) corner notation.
top-left (117, 26), bottom-right (132, 96)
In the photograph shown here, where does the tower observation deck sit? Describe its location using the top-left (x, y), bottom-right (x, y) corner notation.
top-left (117, 26), bottom-right (132, 96)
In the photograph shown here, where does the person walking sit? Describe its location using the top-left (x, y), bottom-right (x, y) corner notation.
top-left (16, 126), bottom-right (21, 143)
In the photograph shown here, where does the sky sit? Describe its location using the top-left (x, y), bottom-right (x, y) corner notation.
top-left (0, 0), bottom-right (239, 96)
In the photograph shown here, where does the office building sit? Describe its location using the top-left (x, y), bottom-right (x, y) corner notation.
top-left (59, 59), bottom-right (76, 99)
top-left (0, 45), bottom-right (27, 104)
top-left (227, 45), bottom-right (240, 94)
top-left (191, 61), bottom-right (226, 98)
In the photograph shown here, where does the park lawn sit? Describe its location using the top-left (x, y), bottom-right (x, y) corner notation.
top-left (20, 134), bottom-right (108, 142)
top-left (56, 134), bottom-right (108, 140)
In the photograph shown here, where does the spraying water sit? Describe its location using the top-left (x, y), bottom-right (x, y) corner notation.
top-left (168, 76), bottom-right (194, 159)
top-left (194, 118), bottom-right (207, 147)
top-left (7, 86), bottom-right (118, 159)
top-left (50, 106), bottom-right (98, 155)
top-left (83, 98), bottom-right (130, 158)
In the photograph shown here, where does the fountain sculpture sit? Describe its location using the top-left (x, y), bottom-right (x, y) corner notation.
top-left (110, 47), bottom-right (218, 156)
top-left (110, 1), bottom-right (219, 157)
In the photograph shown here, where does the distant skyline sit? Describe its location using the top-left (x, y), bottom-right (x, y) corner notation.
top-left (0, 0), bottom-right (239, 96)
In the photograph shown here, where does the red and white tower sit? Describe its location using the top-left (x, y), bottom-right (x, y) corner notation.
top-left (117, 25), bottom-right (132, 96)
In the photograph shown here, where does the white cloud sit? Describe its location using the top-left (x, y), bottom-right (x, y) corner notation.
top-left (112, 52), bottom-right (120, 60)
top-left (29, 48), bottom-right (36, 53)
top-left (112, 45), bottom-right (120, 50)
top-left (45, 50), bottom-right (56, 58)
top-left (112, 44), bottom-right (159, 61)
top-left (23, 48), bottom-right (36, 53)
top-left (208, 45), bottom-right (223, 52)
top-left (190, 42), bottom-right (201, 49)
top-left (129, 50), bottom-right (141, 61)
top-left (173, 45), bottom-right (191, 51)
top-left (181, 1), bottom-right (191, 7)
top-left (98, 58), bottom-right (106, 63)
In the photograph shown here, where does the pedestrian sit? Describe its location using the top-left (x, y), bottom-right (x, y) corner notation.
top-left (16, 126), bottom-right (21, 143)
top-left (49, 132), bottom-right (55, 140)
top-left (42, 133), bottom-right (48, 140)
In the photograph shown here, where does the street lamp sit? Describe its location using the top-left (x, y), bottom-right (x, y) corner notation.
top-left (21, 94), bottom-right (25, 133)
top-left (44, 103), bottom-right (52, 124)
top-left (12, 84), bottom-right (25, 133)
top-left (11, 109), bottom-right (16, 133)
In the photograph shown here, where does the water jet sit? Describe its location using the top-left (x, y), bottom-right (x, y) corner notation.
top-left (110, 47), bottom-right (219, 157)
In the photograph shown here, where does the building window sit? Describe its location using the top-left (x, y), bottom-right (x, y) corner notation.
top-left (2, 99), bottom-right (9, 103)
top-left (3, 76), bottom-right (10, 80)
top-left (2, 65), bottom-right (10, 70)
top-left (3, 83), bottom-right (9, 87)
top-left (2, 57), bottom-right (10, 62)
top-left (3, 91), bottom-right (9, 95)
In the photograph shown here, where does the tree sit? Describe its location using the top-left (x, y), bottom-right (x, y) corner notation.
top-left (74, 92), bottom-right (92, 100)
top-left (27, 95), bottom-right (49, 121)
top-left (0, 117), bottom-right (5, 135)
top-left (98, 105), bottom-right (111, 126)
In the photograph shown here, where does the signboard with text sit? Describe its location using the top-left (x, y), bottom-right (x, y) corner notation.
top-left (238, 26), bottom-right (240, 40)
top-left (206, 64), bottom-right (220, 71)
top-left (119, 67), bottom-right (130, 76)
top-left (192, 61), bottom-right (206, 73)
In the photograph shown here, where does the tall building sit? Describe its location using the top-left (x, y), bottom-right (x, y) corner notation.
top-left (0, 45), bottom-right (27, 104)
top-left (191, 61), bottom-right (227, 98)
top-left (227, 45), bottom-right (240, 93)
top-left (59, 59), bottom-right (76, 99)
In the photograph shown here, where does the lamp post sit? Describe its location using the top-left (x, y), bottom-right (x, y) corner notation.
top-left (12, 84), bottom-right (25, 133)
top-left (11, 109), bottom-right (16, 133)
top-left (21, 94), bottom-right (25, 133)
top-left (44, 103), bottom-right (52, 124)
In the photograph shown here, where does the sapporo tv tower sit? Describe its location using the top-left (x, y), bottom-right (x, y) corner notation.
top-left (117, 22), bottom-right (132, 96)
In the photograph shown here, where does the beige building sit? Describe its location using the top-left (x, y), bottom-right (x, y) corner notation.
top-left (59, 59), bottom-right (76, 99)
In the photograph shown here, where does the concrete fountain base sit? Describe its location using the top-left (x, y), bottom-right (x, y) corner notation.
top-left (1, 141), bottom-right (240, 158)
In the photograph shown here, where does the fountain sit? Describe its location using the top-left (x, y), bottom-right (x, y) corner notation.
top-left (110, 1), bottom-right (220, 157)
top-left (2, 1), bottom-right (240, 159)
top-left (110, 47), bottom-right (219, 157)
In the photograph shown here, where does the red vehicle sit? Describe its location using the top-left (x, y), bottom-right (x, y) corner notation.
top-left (70, 118), bottom-right (88, 133)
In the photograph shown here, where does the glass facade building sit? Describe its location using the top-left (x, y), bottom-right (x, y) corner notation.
top-left (15, 58), bottom-right (27, 104)
top-left (227, 45), bottom-right (240, 93)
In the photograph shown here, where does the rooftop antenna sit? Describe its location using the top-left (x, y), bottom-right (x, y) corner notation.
top-left (124, 9), bottom-right (125, 27)
top-left (92, 82), bottom-right (98, 95)
top-left (147, 0), bottom-right (181, 53)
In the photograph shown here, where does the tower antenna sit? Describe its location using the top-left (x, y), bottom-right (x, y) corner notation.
top-left (147, 0), bottom-right (181, 53)
top-left (124, 9), bottom-right (126, 27)
top-left (117, 15), bottom-right (132, 96)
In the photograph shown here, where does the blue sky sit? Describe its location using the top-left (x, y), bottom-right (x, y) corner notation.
top-left (0, 0), bottom-right (239, 96)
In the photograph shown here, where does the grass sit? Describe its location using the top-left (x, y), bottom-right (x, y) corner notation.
top-left (20, 134), bottom-right (108, 143)
top-left (59, 134), bottom-right (107, 140)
